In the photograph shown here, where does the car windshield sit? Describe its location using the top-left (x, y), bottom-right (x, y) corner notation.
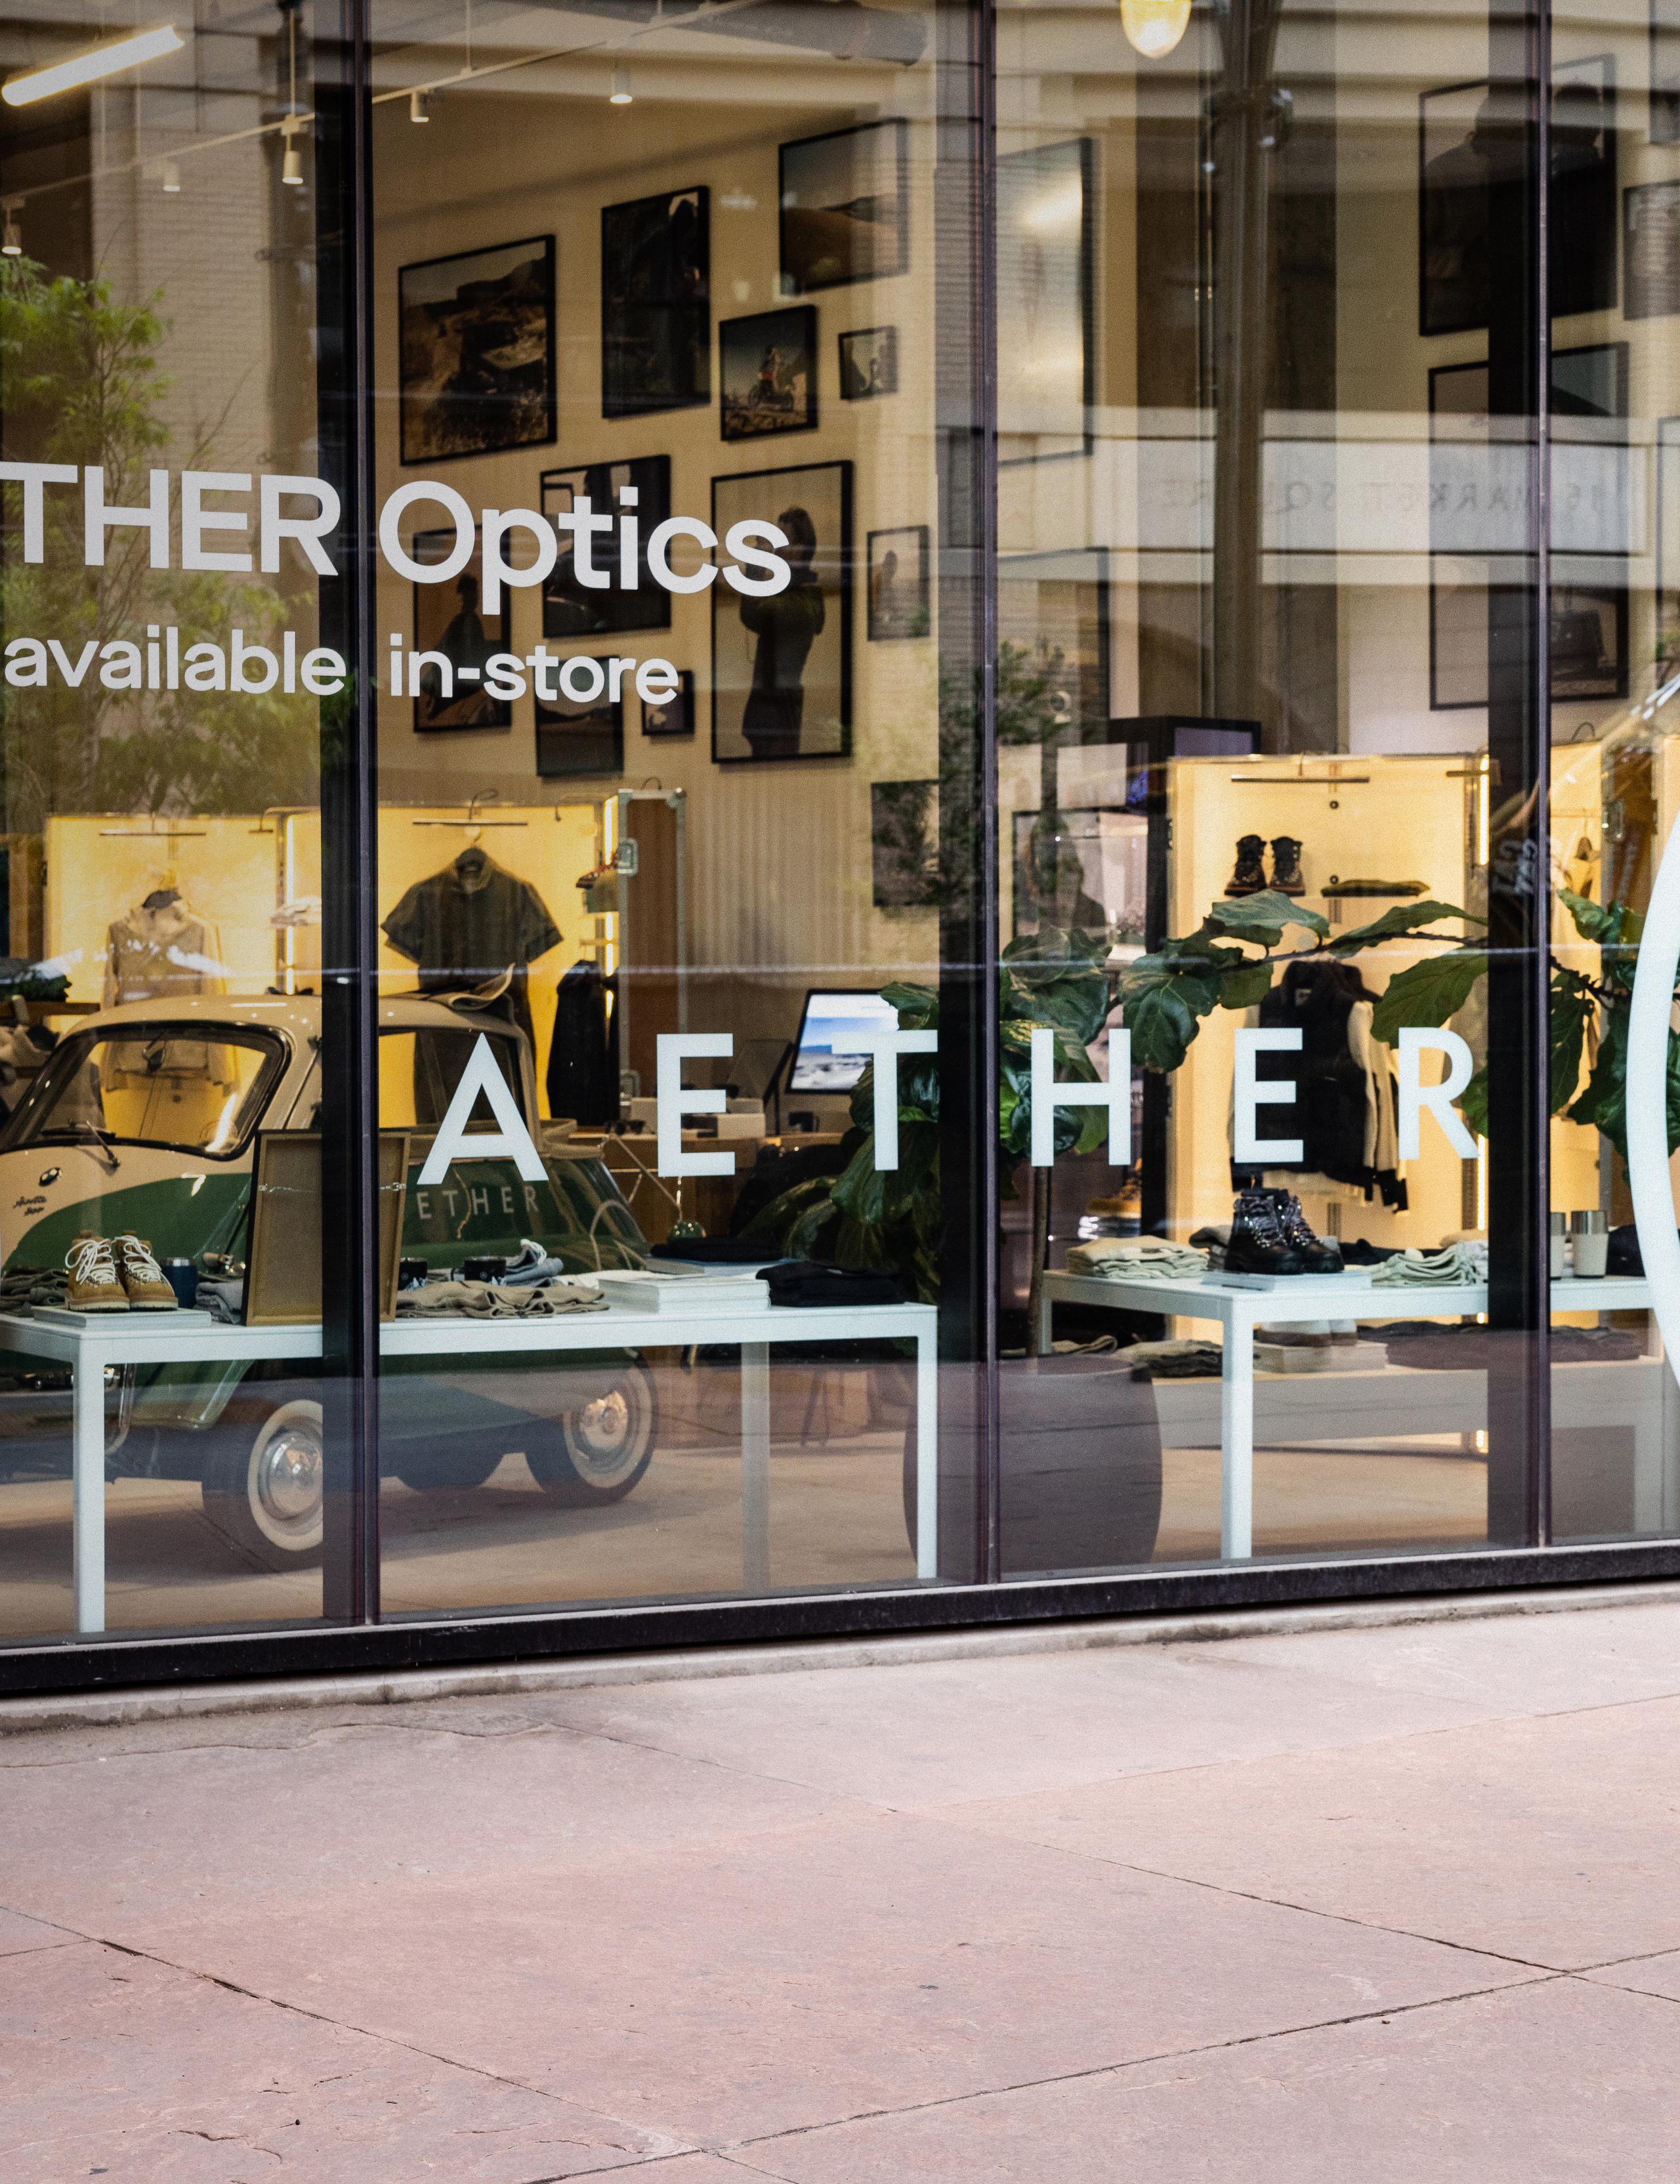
top-left (0, 1026), bottom-right (287, 1161)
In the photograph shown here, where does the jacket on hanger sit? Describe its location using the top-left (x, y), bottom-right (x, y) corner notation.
top-left (1238, 959), bottom-right (1405, 1207)
top-left (547, 960), bottom-right (620, 1126)
top-left (104, 894), bottom-right (228, 1078)
top-left (382, 852), bottom-right (561, 1053)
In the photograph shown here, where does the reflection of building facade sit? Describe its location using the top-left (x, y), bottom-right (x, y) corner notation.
top-left (0, 0), bottom-right (1673, 1694)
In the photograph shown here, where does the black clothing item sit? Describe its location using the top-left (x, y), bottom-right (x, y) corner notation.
top-left (759, 1260), bottom-right (903, 1307)
top-left (547, 961), bottom-right (620, 1126)
top-left (739, 575), bottom-right (825, 759)
top-left (1341, 1238), bottom-right (1401, 1266)
top-left (1608, 1223), bottom-right (1643, 1276)
top-left (383, 852), bottom-right (560, 1056)
top-left (652, 1236), bottom-right (788, 1265)
top-left (1244, 959), bottom-right (1404, 1206)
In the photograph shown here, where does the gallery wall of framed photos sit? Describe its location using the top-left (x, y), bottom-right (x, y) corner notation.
top-left (369, 77), bottom-right (945, 1069)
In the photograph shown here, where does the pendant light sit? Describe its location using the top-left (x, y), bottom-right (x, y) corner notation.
top-left (280, 1), bottom-right (305, 186)
top-left (1, 200), bottom-right (21, 256)
top-left (1120, 0), bottom-right (1192, 59)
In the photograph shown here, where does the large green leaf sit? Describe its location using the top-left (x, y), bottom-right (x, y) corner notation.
top-left (1215, 958), bottom-right (1278, 1011)
top-left (1325, 899), bottom-right (1481, 953)
top-left (1566, 1000), bottom-right (1629, 1156)
top-left (1121, 968), bottom-right (1222, 1072)
top-left (1460, 1062), bottom-right (1489, 1141)
top-left (1548, 969), bottom-right (1595, 1116)
top-left (1204, 891), bottom-right (1330, 946)
top-left (1370, 950), bottom-right (1488, 1043)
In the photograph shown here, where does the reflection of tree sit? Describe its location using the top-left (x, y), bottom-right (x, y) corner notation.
top-left (0, 258), bottom-right (318, 831)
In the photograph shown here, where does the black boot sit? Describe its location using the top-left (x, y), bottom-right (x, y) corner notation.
top-left (1269, 835), bottom-right (1306, 896)
top-left (1223, 1190), bottom-right (1306, 1278)
top-left (1265, 1189), bottom-right (1343, 1274)
top-left (1227, 834), bottom-right (1267, 896)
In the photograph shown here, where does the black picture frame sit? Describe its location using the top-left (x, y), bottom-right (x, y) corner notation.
top-left (540, 455), bottom-right (673, 639)
top-left (997, 138), bottom-right (1094, 463)
top-left (1428, 345), bottom-right (1630, 708)
top-left (778, 118), bottom-right (909, 294)
top-left (719, 306), bottom-right (818, 442)
top-left (866, 524), bottom-right (931, 640)
top-left (1656, 0), bottom-right (1680, 143)
top-left (839, 324), bottom-right (898, 400)
top-left (398, 235), bottom-right (555, 465)
top-left (871, 780), bottom-right (939, 909)
top-left (534, 681), bottom-right (625, 780)
top-left (641, 669), bottom-right (695, 738)
top-left (711, 459), bottom-right (852, 765)
top-left (410, 528), bottom-right (511, 734)
top-left (600, 186), bottom-right (710, 419)
top-left (1419, 62), bottom-right (1616, 336)
top-left (1625, 180), bottom-right (1680, 318)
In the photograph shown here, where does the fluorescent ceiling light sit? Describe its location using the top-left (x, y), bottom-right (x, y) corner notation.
top-left (3, 24), bottom-right (184, 108)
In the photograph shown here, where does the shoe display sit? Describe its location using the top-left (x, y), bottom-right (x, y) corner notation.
top-left (1226, 833), bottom-right (1268, 896)
top-left (1223, 1190), bottom-right (1306, 1277)
top-left (1265, 1189), bottom-right (1343, 1273)
top-left (1269, 835), bottom-right (1307, 895)
top-left (64, 1232), bottom-right (129, 1312)
top-left (112, 1232), bottom-right (180, 1310)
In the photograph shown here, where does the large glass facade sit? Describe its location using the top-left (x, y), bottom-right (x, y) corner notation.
top-left (0, 0), bottom-right (1675, 1681)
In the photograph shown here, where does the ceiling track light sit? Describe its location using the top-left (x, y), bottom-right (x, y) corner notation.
top-left (1120, 0), bottom-right (1192, 58)
top-left (1, 200), bottom-right (21, 256)
top-left (410, 87), bottom-right (430, 122)
top-left (608, 66), bottom-right (633, 105)
top-left (161, 156), bottom-right (180, 193)
top-left (280, 3), bottom-right (306, 187)
top-left (3, 23), bottom-right (184, 108)
top-left (281, 113), bottom-right (304, 186)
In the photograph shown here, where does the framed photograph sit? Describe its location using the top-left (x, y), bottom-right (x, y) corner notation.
top-left (720, 306), bottom-right (817, 441)
top-left (996, 547), bottom-right (1110, 736)
top-left (535, 684), bottom-right (624, 780)
top-left (1656, 0), bottom-right (1680, 143)
top-left (398, 236), bottom-right (555, 464)
top-left (1421, 64), bottom-right (1616, 335)
top-left (600, 186), bottom-right (710, 419)
top-left (778, 119), bottom-right (908, 293)
top-left (642, 670), bottom-right (694, 738)
top-left (711, 460), bottom-right (852, 764)
top-left (839, 324), bottom-right (898, 400)
top-left (1429, 348), bottom-right (1629, 707)
top-left (871, 780), bottom-right (939, 909)
top-left (866, 524), bottom-right (930, 640)
top-left (411, 529), bottom-right (511, 733)
top-left (1626, 180), bottom-right (1680, 318)
top-left (997, 139), bottom-right (1093, 463)
top-left (244, 1131), bottom-right (407, 1326)
top-left (541, 455), bottom-right (672, 638)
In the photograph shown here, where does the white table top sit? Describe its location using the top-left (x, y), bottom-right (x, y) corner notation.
top-left (0, 1299), bottom-right (936, 1366)
top-left (1042, 1269), bottom-right (1654, 1323)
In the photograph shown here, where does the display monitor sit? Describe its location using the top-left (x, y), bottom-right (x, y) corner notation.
top-left (785, 989), bottom-right (899, 1095)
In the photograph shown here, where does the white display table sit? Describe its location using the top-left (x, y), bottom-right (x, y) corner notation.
top-left (1038, 1270), bottom-right (1659, 1558)
top-left (0, 1298), bottom-right (939, 1635)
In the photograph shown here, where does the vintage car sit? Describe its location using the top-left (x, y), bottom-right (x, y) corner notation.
top-left (0, 992), bottom-right (658, 1569)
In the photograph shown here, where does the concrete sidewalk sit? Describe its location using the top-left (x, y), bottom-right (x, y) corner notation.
top-left (3, 1595), bottom-right (1680, 2181)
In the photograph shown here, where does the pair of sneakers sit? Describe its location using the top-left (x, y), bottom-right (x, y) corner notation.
top-left (64, 1230), bottom-right (178, 1312)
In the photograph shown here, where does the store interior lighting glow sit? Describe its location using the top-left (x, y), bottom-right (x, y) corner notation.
top-left (3, 24), bottom-right (183, 107)
top-left (609, 67), bottom-right (633, 104)
top-left (1119, 0), bottom-right (1190, 59)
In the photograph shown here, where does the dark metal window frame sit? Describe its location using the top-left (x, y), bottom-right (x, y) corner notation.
top-left (0, 0), bottom-right (1645, 1704)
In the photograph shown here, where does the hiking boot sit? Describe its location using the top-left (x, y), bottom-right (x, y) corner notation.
top-left (1269, 835), bottom-right (1307, 895)
top-left (1227, 834), bottom-right (1267, 896)
top-left (1265, 1190), bottom-right (1343, 1273)
top-left (1224, 1190), bottom-right (1306, 1276)
top-left (113, 1232), bottom-right (179, 1310)
top-left (64, 1231), bottom-right (128, 1311)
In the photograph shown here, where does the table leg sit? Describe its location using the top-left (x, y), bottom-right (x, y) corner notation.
top-left (1221, 1304), bottom-right (1254, 1559)
top-left (1035, 1282), bottom-right (1053, 1358)
top-left (73, 1349), bottom-right (107, 1635)
top-left (915, 1330), bottom-right (937, 1581)
top-left (740, 1342), bottom-right (770, 1590)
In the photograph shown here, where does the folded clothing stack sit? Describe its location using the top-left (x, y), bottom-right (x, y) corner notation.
top-left (1377, 1322), bottom-right (1641, 1371)
top-left (396, 1277), bottom-right (605, 1318)
top-left (1369, 1240), bottom-right (1488, 1286)
top-left (1064, 1238), bottom-right (1208, 1282)
top-left (1119, 1337), bottom-right (1222, 1380)
top-left (759, 1261), bottom-right (903, 1308)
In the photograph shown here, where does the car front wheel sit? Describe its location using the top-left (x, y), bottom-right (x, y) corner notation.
top-left (524, 1362), bottom-right (657, 1505)
top-left (202, 1398), bottom-right (324, 1568)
